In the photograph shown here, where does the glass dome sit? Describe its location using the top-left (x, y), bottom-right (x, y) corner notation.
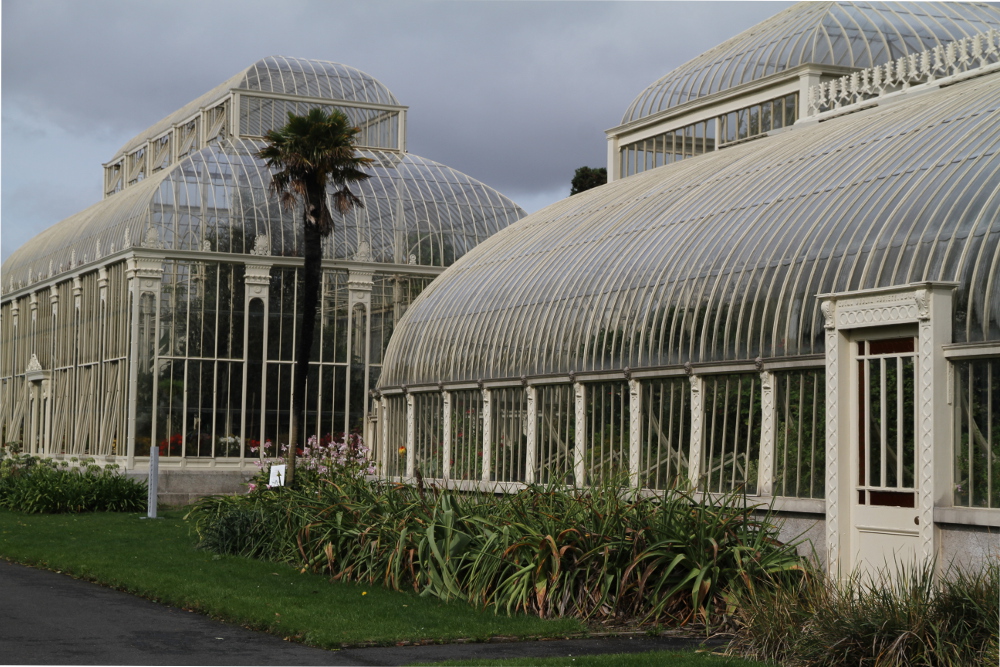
top-left (621, 1), bottom-right (1000, 124)
top-left (3, 138), bottom-right (523, 292)
top-left (381, 71), bottom-right (1000, 387)
top-left (113, 57), bottom-right (400, 160)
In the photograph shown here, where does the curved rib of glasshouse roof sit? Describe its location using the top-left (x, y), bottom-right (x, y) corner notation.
top-left (3, 56), bottom-right (522, 292)
top-left (2, 143), bottom-right (521, 290)
top-left (372, 4), bottom-right (1000, 579)
top-left (0, 57), bottom-right (524, 470)
top-left (380, 71), bottom-right (1000, 387)
top-left (621, 1), bottom-right (1000, 124)
top-left (113, 56), bottom-right (400, 160)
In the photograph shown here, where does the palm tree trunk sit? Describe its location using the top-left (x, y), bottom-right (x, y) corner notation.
top-left (289, 200), bottom-right (324, 484)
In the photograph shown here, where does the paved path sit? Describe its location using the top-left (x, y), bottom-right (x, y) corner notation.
top-left (0, 560), bottom-right (714, 665)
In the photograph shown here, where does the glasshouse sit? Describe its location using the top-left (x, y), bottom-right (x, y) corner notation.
top-left (0, 57), bottom-right (525, 477)
top-left (373, 1), bottom-right (1000, 577)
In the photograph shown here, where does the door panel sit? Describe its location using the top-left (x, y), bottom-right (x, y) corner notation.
top-left (852, 336), bottom-right (920, 576)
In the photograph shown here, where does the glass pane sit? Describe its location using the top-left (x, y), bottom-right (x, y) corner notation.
top-left (451, 389), bottom-right (484, 481)
top-left (536, 384), bottom-right (574, 485)
top-left (640, 377), bottom-right (690, 490)
top-left (774, 370), bottom-right (825, 499)
top-left (902, 357), bottom-right (916, 489)
top-left (702, 374), bottom-right (761, 494)
top-left (491, 387), bottom-right (527, 483)
top-left (585, 381), bottom-right (629, 486)
top-left (868, 358), bottom-right (882, 487)
top-left (885, 358), bottom-right (899, 487)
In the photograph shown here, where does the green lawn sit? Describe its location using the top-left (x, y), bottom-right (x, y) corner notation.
top-left (426, 650), bottom-right (772, 666)
top-left (0, 508), bottom-right (769, 666)
top-left (0, 508), bottom-right (582, 647)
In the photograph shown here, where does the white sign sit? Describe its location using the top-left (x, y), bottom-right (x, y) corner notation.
top-left (269, 464), bottom-right (286, 487)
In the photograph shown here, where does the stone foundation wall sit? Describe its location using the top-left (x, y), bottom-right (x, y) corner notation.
top-left (126, 470), bottom-right (254, 507)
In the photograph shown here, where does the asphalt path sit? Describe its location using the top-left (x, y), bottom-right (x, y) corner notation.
top-left (0, 560), bottom-right (716, 665)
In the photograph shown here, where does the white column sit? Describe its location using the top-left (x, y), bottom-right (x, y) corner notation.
top-left (442, 391), bottom-right (453, 480)
top-left (42, 379), bottom-right (52, 456)
top-left (917, 287), bottom-right (953, 563)
top-left (380, 396), bottom-right (389, 478)
top-left (757, 370), bottom-right (775, 497)
top-left (481, 387), bottom-right (492, 483)
top-left (606, 135), bottom-right (620, 182)
top-left (798, 70), bottom-right (823, 119)
top-left (574, 382), bottom-right (586, 486)
top-left (821, 299), bottom-right (841, 577)
top-left (244, 260), bottom-right (271, 460)
top-left (525, 385), bottom-right (537, 483)
top-left (125, 255), bottom-right (164, 469)
top-left (28, 292), bottom-right (38, 353)
top-left (628, 378), bottom-right (641, 487)
top-left (405, 392), bottom-right (415, 479)
top-left (347, 270), bottom-right (374, 432)
top-left (687, 374), bottom-right (704, 488)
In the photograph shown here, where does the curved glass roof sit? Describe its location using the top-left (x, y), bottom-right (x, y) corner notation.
top-left (381, 73), bottom-right (1000, 387)
top-left (114, 57), bottom-right (400, 159)
top-left (622, 1), bottom-right (1000, 124)
top-left (2, 139), bottom-right (524, 291)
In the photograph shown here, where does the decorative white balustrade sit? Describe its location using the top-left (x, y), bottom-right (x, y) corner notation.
top-left (808, 28), bottom-right (1000, 116)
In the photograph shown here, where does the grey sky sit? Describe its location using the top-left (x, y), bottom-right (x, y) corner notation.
top-left (1, 0), bottom-right (792, 263)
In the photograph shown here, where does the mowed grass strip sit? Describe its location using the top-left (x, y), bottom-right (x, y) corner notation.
top-left (426, 650), bottom-right (774, 666)
top-left (0, 508), bottom-right (583, 647)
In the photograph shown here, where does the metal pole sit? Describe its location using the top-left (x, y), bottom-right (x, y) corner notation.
top-left (147, 445), bottom-right (158, 518)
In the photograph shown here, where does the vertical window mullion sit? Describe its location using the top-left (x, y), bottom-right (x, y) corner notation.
top-left (706, 379), bottom-right (718, 491)
top-left (809, 373), bottom-right (819, 498)
top-left (794, 373), bottom-right (804, 498)
top-left (864, 357), bottom-right (871, 492)
top-left (988, 362), bottom-right (993, 507)
top-left (968, 367), bottom-right (974, 504)
top-left (880, 357), bottom-right (887, 488)
top-left (896, 357), bottom-right (906, 487)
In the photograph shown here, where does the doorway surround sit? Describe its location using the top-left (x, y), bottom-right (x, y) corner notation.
top-left (819, 282), bottom-right (956, 579)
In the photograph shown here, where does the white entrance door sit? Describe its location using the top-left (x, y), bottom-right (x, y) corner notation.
top-left (851, 336), bottom-right (921, 576)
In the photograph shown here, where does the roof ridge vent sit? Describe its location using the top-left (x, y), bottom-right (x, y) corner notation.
top-left (807, 27), bottom-right (1000, 117)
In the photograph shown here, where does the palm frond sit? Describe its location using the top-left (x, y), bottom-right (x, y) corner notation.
top-left (256, 108), bottom-right (372, 232)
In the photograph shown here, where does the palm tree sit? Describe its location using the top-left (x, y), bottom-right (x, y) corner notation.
top-left (258, 108), bottom-right (372, 483)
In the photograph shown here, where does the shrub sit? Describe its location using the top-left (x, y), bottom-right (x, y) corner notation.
top-left (187, 463), bottom-right (808, 630)
top-left (730, 559), bottom-right (1000, 666)
top-left (0, 454), bottom-right (147, 514)
top-left (245, 433), bottom-right (373, 493)
top-left (186, 494), bottom-right (291, 560)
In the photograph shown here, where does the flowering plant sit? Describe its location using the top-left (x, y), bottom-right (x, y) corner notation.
top-left (246, 433), bottom-right (373, 493)
top-left (157, 433), bottom-right (182, 456)
top-left (217, 435), bottom-right (242, 457)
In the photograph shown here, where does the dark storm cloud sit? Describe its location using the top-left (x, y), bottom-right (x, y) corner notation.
top-left (1, 0), bottom-right (791, 262)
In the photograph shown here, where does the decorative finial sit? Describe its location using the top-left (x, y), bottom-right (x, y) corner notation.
top-left (142, 226), bottom-right (162, 249)
top-left (251, 235), bottom-right (270, 256)
top-left (26, 354), bottom-right (43, 372)
top-left (353, 240), bottom-right (373, 263)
